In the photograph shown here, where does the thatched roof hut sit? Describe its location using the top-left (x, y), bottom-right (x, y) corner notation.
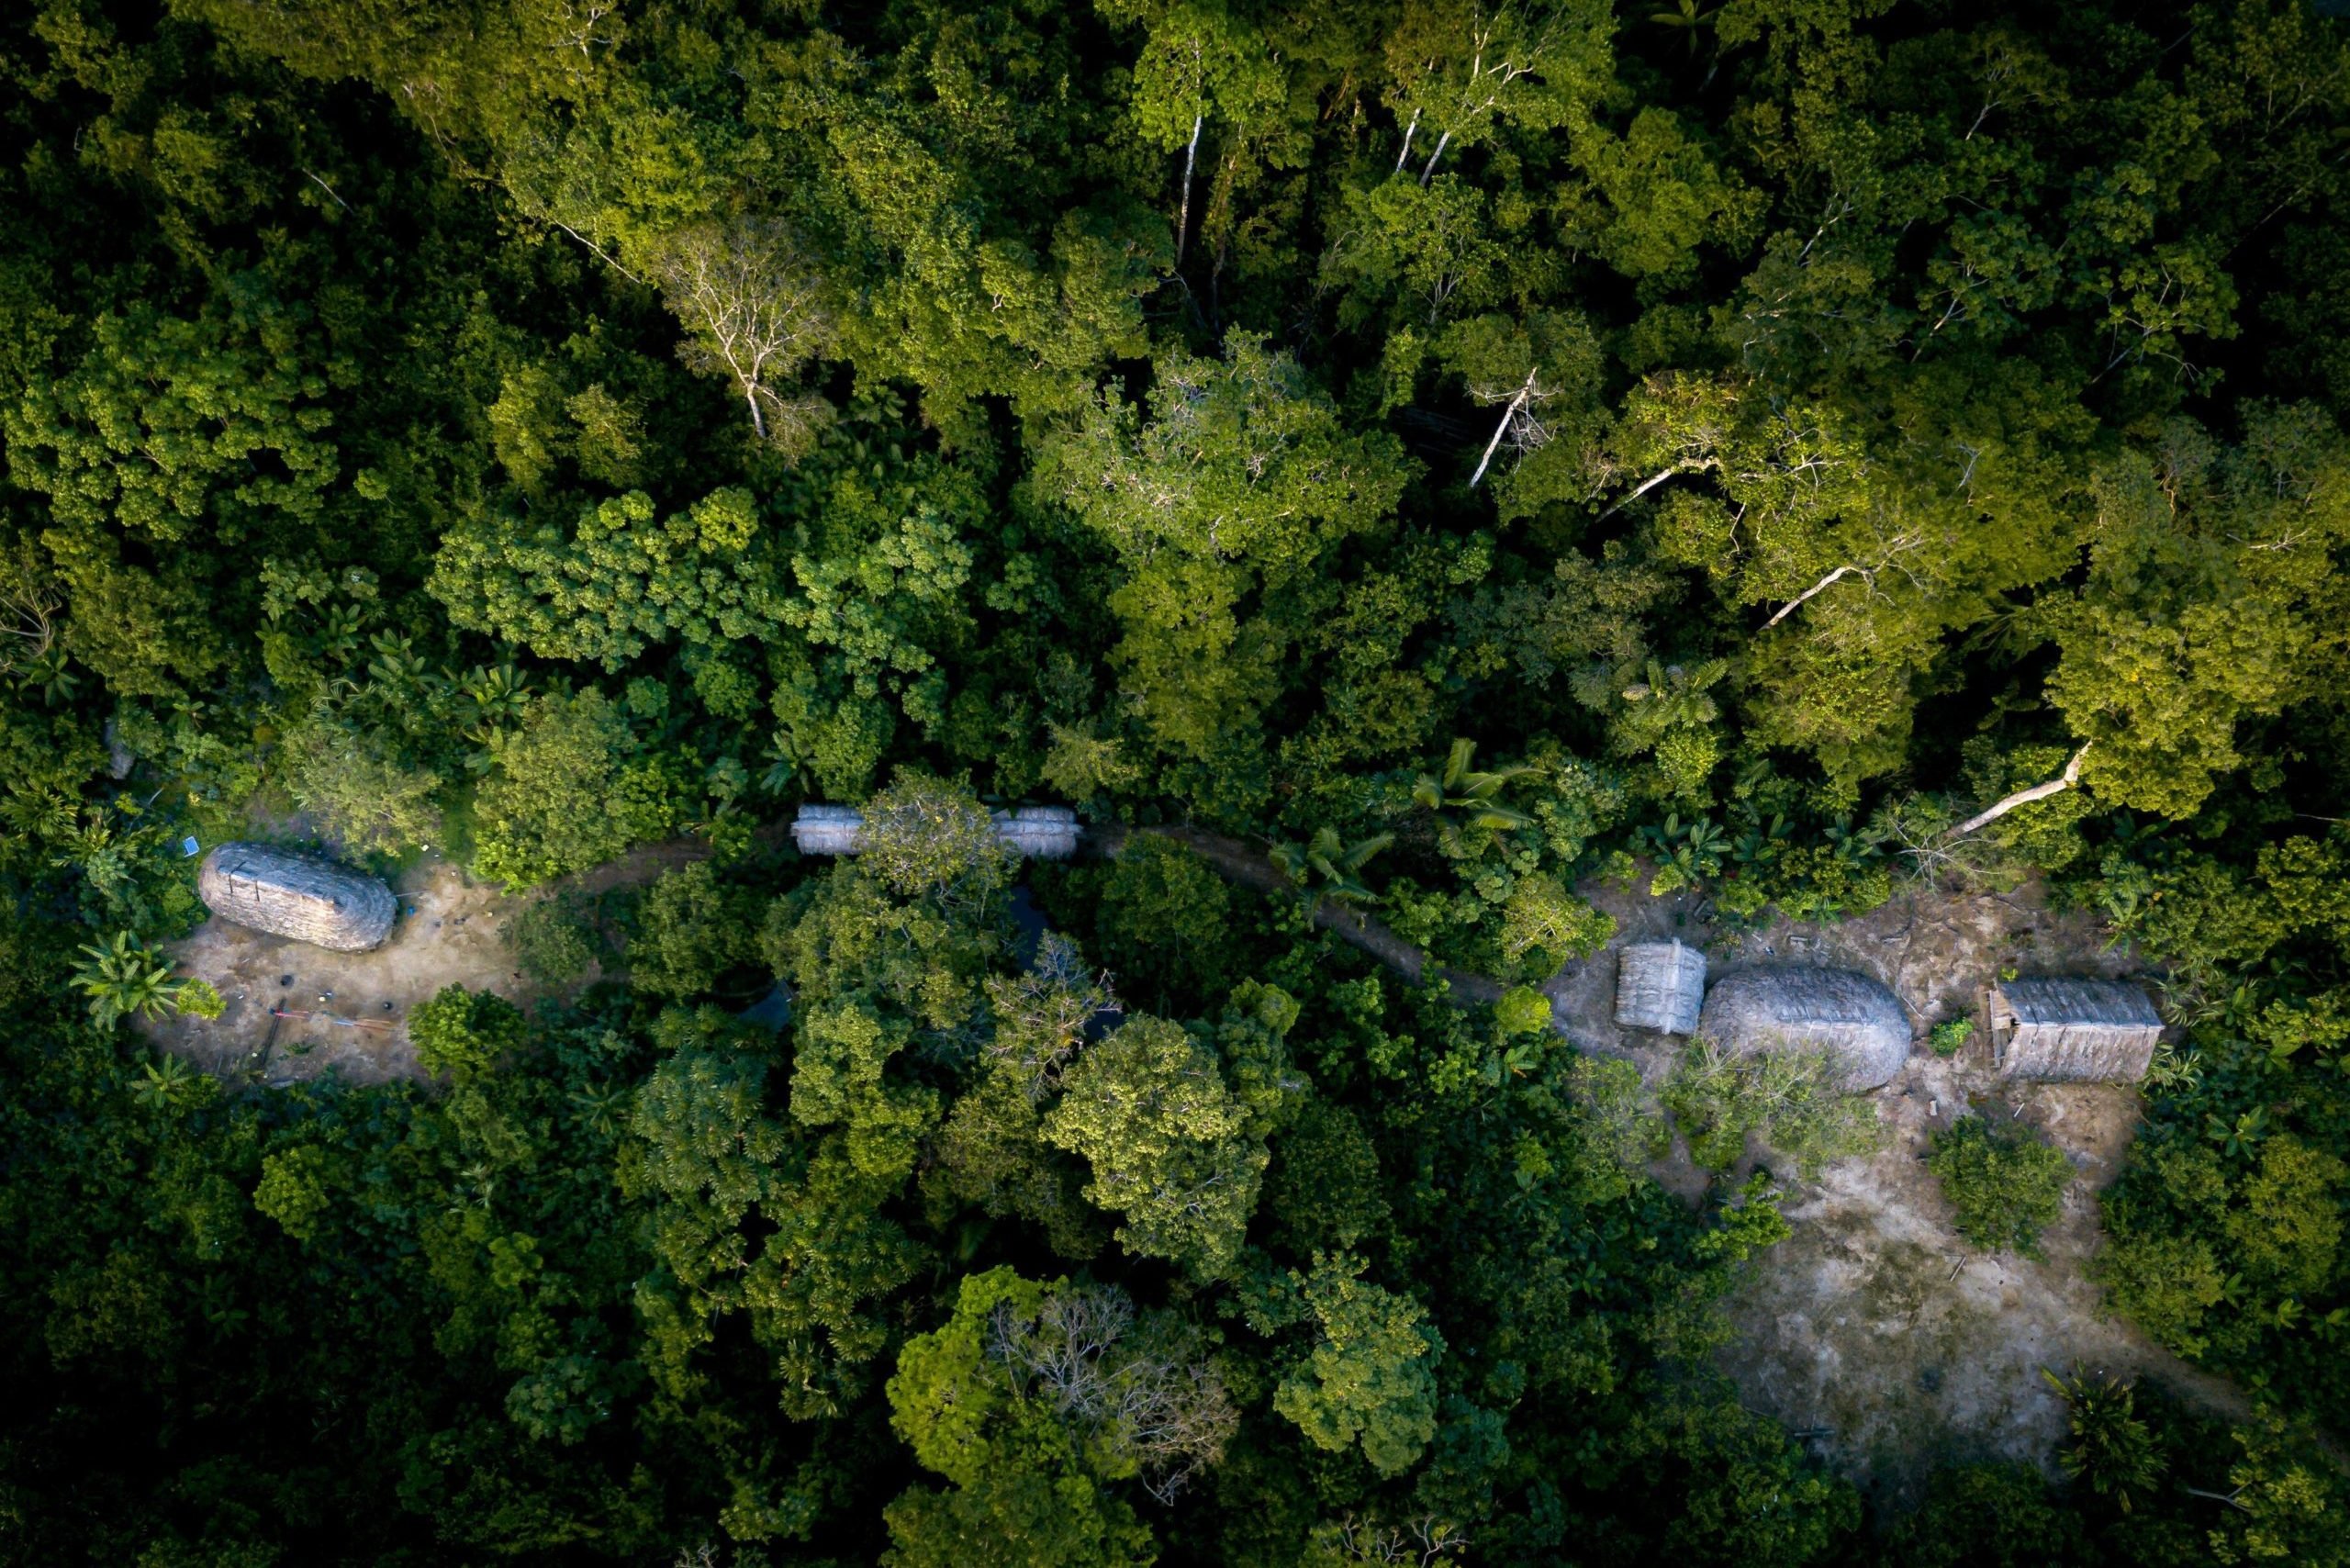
top-left (1698, 965), bottom-right (1911, 1090)
top-left (790, 803), bottom-right (1080, 860)
top-left (197, 843), bottom-right (397, 952)
top-left (1616, 940), bottom-right (1707, 1035)
top-left (1987, 977), bottom-right (2164, 1082)
top-left (790, 804), bottom-right (866, 855)
top-left (994, 806), bottom-right (1080, 860)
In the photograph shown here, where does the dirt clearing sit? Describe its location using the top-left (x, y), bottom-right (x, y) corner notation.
top-left (1548, 871), bottom-right (2249, 1504)
top-left (141, 854), bottom-right (554, 1085)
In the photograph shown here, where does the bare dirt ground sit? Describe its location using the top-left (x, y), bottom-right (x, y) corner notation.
top-left (1546, 871), bottom-right (2251, 1505)
top-left (145, 852), bottom-right (552, 1086)
top-left (141, 834), bottom-right (717, 1087)
top-left (150, 814), bottom-right (2248, 1498)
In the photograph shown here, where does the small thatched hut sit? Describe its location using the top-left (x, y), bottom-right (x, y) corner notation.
top-left (993, 806), bottom-right (1080, 859)
top-left (197, 843), bottom-right (397, 952)
top-left (1616, 940), bottom-right (1707, 1035)
top-left (790, 803), bottom-right (1080, 860)
top-left (1987, 977), bottom-right (2165, 1082)
top-left (790, 804), bottom-right (867, 856)
top-left (1697, 965), bottom-right (1911, 1090)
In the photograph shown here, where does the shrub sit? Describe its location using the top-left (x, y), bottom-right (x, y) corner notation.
top-left (277, 711), bottom-right (443, 858)
top-left (1662, 1038), bottom-right (1881, 1177)
top-left (1928, 1114), bottom-right (2072, 1255)
top-left (628, 860), bottom-right (764, 998)
top-left (1930, 1016), bottom-right (1974, 1057)
top-left (409, 985), bottom-right (526, 1081)
top-left (504, 892), bottom-right (601, 985)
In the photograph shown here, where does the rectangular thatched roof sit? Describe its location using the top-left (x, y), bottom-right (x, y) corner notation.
top-left (1989, 977), bottom-right (2164, 1082)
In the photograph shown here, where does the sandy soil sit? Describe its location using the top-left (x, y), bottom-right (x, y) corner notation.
top-left (140, 833), bottom-right (723, 1087)
top-left (143, 853), bottom-right (548, 1086)
top-left (1541, 871), bottom-right (2250, 1503)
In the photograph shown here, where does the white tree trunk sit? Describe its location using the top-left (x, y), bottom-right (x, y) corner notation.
top-left (1948, 745), bottom-right (2091, 838)
top-left (1419, 128), bottom-right (1453, 185)
top-left (1393, 107), bottom-right (1420, 174)
top-left (1177, 114), bottom-right (1203, 262)
top-left (1762, 564), bottom-right (1861, 629)
top-left (1595, 461), bottom-right (1699, 522)
top-left (1469, 370), bottom-right (1539, 488)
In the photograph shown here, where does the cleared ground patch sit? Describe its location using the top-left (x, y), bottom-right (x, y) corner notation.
top-left (140, 835), bottom-right (711, 1085)
top-left (1546, 872), bottom-right (2249, 1503)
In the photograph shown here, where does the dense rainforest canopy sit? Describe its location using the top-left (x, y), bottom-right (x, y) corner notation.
top-left (4, 0), bottom-right (2350, 1562)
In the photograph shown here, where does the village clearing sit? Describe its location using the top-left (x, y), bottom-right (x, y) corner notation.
top-left (141, 830), bottom-right (2253, 1502)
top-left (141, 837), bottom-right (709, 1086)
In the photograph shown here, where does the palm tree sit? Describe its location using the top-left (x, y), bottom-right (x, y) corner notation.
top-left (1413, 739), bottom-right (1536, 837)
top-left (1270, 827), bottom-right (1394, 909)
top-left (131, 1054), bottom-right (197, 1111)
top-left (2043, 1368), bottom-right (2163, 1511)
top-left (72, 931), bottom-right (185, 1029)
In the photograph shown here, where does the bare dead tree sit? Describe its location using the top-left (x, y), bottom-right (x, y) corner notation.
top-left (982, 934), bottom-right (1116, 1099)
top-left (1467, 368), bottom-right (1540, 488)
top-left (1322, 1514), bottom-right (1470, 1566)
top-left (987, 1285), bottom-right (1238, 1500)
top-left (651, 218), bottom-right (834, 451)
top-left (1947, 744), bottom-right (2091, 839)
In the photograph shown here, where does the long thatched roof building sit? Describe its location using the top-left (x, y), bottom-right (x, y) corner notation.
top-left (1987, 977), bottom-right (2165, 1082)
top-left (1697, 964), bottom-right (1912, 1091)
top-left (1616, 940), bottom-right (1707, 1035)
top-left (197, 843), bottom-right (397, 952)
top-left (790, 803), bottom-right (1080, 860)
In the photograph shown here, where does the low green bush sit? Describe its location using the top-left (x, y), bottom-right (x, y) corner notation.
top-left (1928, 1114), bottom-right (2073, 1255)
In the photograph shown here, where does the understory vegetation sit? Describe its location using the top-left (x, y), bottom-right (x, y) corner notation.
top-left (3, 0), bottom-right (2349, 1563)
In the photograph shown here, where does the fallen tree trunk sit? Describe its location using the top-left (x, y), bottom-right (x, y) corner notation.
top-left (1947, 745), bottom-right (2090, 839)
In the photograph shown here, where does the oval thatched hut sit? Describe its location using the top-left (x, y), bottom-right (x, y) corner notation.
top-left (789, 803), bottom-right (1080, 860)
top-left (1698, 965), bottom-right (1911, 1090)
top-left (1987, 977), bottom-right (2164, 1082)
top-left (1616, 940), bottom-right (1707, 1035)
top-left (197, 843), bottom-right (397, 952)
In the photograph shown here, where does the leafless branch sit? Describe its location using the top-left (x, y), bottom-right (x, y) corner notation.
top-left (987, 1284), bottom-right (1238, 1499)
top-left (651, 218), bottom-right (834, 451)
top-left (1468, 368), bottom-right (1540, 487)
top-left (0, 553), bottom-right (60, 678)
top-left (1947, 744), bottom-right (2090, 838)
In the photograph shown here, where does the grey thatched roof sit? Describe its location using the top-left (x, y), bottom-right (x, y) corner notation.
top-left (1990, 977), bottom-right (2164, 1082)
top-left (198, 843), bottom-right (397, 952)
top-left (995, 806), bottom-right (1080, 859)
top-left (790, 804), bottom-right (866, 855)
top-left (790, 803), bottom-right (1080, 859)
top-left (1617, 941), bottom-right (1707, 1035)
top-left (1698, 964), bottom-right (1911, 1090)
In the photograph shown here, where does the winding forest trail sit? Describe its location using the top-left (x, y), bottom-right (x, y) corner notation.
top-left (1091, 822), bottom-right (1506, 1006)
top-left (150, 811), bottom-right (2287, 1495)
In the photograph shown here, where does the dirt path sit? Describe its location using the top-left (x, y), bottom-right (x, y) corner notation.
top-left (152, 812), bottom-right (2265, 1493)
top-left (1110, 831), bottom-right (2264, 1494)
top-left (1099, 823), bottom-right (1505, 1005)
